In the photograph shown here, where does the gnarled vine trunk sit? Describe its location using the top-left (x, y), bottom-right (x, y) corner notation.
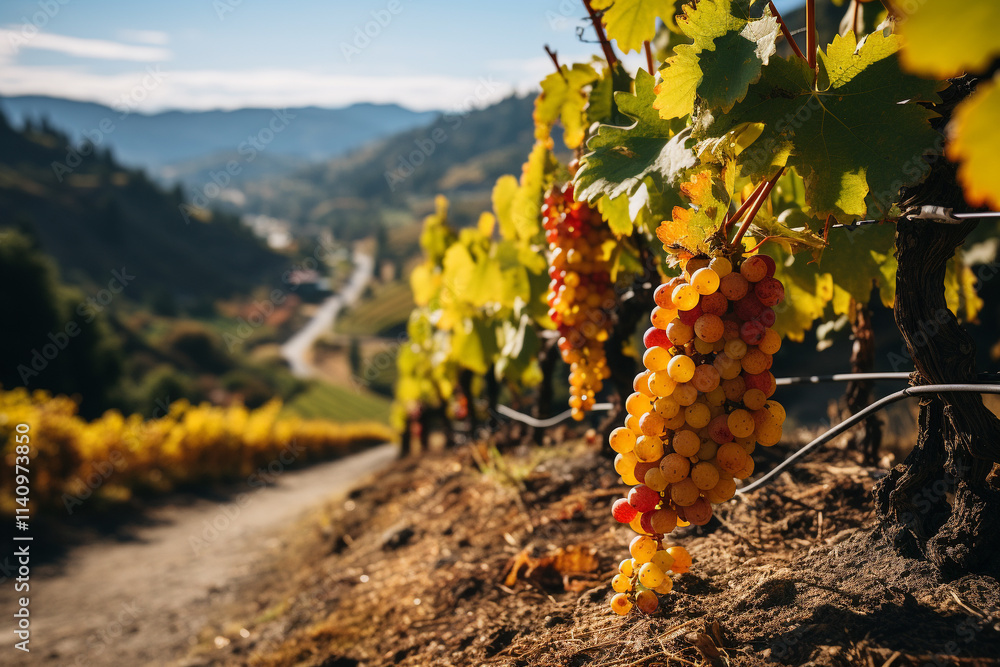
top-left (873, 74), bottom-right (1000, 577)
top-left (841, 297), bottom-right (882, 464)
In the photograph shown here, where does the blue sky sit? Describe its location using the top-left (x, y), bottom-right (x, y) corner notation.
top-left (0, 0), bottom-right (804, 111)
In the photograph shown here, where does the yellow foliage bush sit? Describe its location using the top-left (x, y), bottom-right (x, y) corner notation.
top-left (0, 387), bottom-right (395, 514)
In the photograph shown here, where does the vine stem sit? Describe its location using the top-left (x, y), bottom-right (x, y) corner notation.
top-left (544, 45), bottom-right (566, 79)
top-left (644, 40), bottom-right (654, 74)
top-left (731, 169), bottom-right (784, 247)
top-left (879, 0), bottom-right (897, 19)
top-left (583, 0), bottom-right (618, 67)
top-left (768, 1), bottom-right (805, 61)
top-left (723, 179), bottom-right (769, 235)
top-left (806, 0), bottom-right (816, 72)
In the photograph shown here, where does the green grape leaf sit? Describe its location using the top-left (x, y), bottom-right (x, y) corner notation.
top-left (591, 0), bottom-right (682, 53)
top-left (897, 0), bottom-right (1000, 78)
top-left (653, 0), bottom-right (779, 119)
top-left (596, 192), bottom-right (636, 236)
top-left (495, 313), bottom-right (542, 386)
top-left (575, 69), bottom-right (694, 203)
top-left (948, 77), bottom-right (1000, 211)
top-left (696, 31), bottom-right (943, 218)
top-left (453, 317), bottom-right (498, 375)
top-left (534, 63), bottom-right (600, 149)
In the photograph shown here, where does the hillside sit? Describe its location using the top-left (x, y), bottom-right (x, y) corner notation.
top-left (0, 111), bottom-right (288, 304)
top-left (240, 94), bottom-right (552, 235)
top-left (0, 96), bottom-right (438, 178)
top-left (190, 438), bottom-right (1000, 667)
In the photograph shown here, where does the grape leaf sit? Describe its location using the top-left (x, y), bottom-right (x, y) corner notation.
top-left (945, 254), bottom-right (984, 325)
top-left (591, 0), bottom-right (682, 53)
top-left (696, 31), bottom-right (943, 218)
top-left (534, 63), bottom-right (599, 149)
top-left (491, 175), bottom-right (519, 240)
top-left (653, 0), bottom-right (779, 119)
top-left (897, 0), bottom-right (1000, 78)
top-left (512, 141), bottom-right (558, 242)
top-left (655, 170), bottom-right (728, 255)
top-left (947, 76), bottom-right (1000, 211)
top-left (575, 69), bottom-right (694, 203)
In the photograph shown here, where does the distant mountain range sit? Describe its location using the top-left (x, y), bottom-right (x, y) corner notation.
top-left (0, 95), bottom-right (438, 180)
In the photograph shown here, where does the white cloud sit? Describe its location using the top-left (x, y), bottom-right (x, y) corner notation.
top-left (117, 29), bottom-right (170, 46)
top-left (0, 28), bottom-right (171, 61)
top-left (0, 64), bottom-right (516, 112)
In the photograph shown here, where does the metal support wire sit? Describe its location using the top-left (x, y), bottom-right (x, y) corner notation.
top-left (494, 403), bottom-right (613, 428)
top-left (736, 383), bottom-right (1000, 495)
top-left (776, 371), bottom-right (1000, 386)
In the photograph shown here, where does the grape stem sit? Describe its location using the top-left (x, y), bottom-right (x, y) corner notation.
top-left (644, 41), bottom-right (655, 74)
top-left (544, 45), bottom-right (566, 80)
top-left (768, 1), bottom-right (805, 61)
top-left (583, 0), bottom-right (618, 67)
top-left (731, 168), bottom-right (784, 248)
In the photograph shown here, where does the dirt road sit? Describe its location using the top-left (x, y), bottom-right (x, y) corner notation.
top-left (16, 444), bottom-right (396, 667)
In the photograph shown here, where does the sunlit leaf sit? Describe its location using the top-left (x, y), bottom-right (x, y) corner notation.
top-left (947, 76), bottom-right (1000, 211)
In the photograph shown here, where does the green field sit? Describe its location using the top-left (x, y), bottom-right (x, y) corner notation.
top-left (335, 280), bottom-right (414, 337)
top-left (284, 381), bottom-right (392, 424)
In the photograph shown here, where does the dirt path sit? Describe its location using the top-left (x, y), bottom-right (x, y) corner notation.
top-left (18, 444), bottom-right (396, 667)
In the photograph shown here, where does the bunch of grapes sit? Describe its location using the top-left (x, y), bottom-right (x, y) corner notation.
top-left (606, 253), bottom-right (787, 615)
top-left (543, 183), bottom-right (616, 421)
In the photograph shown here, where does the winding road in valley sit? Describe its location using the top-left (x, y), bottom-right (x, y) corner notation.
top-left (280, 249), bottom-right (374, 378)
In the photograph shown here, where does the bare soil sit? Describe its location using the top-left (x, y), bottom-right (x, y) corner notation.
top-left (188, 436), bottom-right (1000, 667)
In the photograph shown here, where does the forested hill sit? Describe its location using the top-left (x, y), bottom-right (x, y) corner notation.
top-left (240, 95), bottom-right (553, 235)
top-left (0, 111), bottom-right (288, 306)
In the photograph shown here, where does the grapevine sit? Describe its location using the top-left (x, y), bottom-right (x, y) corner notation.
top-left (543, 182), bottom-right (616, 421)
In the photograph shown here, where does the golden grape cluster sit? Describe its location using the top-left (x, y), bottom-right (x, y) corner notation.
top-left (607, 254), bottom-right (787, 615)
top-left (544, 183), bottom-right (615, 421)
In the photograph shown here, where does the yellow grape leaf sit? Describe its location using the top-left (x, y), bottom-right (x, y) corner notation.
top-left (592, 0), bottom-right (681, 53)
top-left (534, 63), bottom-right (599, 149)
top-left (409, 263), bottom-right (438, 307)
top-left (492, 175), bottom-right (519, 240)
top-left (655, 170), bottom-right (727, 255)
top-left (945, 255), bottom-right (984, 324)
top-left (512, 141), bottom-right (558, 241)
top-left (897, 1), bottom-right (1000, 78)
top-left (948, 77), bottom-right (1000, 211)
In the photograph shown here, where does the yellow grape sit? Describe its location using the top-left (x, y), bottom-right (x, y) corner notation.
top-left (724, 338), bottom-right (748, 359)
top-left (759, 328), bottom-right (781, 355)
top-left (638, 562), bottom-right (665, 588)
top-left (671, 284), bottom-right (700, 310)
top-left (694, 314), bottom-right (724, 343)
top-left (691, 461), bottom-right (721, 490)
top-left (742, 388), bottom-right (767, 411)
top-left (708, 256), bottom-right (732, 277)
top-left (694, 337), bottom-right (715, 355)
top-left (690, 267), bottom-right (720, 295)
top-left (610, 593), bottom-right (633, 615)
top-left (654, 578), bottom-right (674, 595)
top-left (716, 442), bottom-right (748, 474)
top-left (765, 400), bottom-right (786, 424)
top-left (612, 574), bottom-right (631, 593)
top-left (670, 477), bottom-right (700, 506)
top-left (667, 355), bottom-right (695, 383)
top-left (666, 546), bottom-right (692, 573)
top-left (727, 409), bottom-right (755, 438)
top-left (691, 364), bottom-right (721, 393)
top-left (697, 439), bottom-right (718, 461)
top-left (671, 382), bottom-right (698, 406)
top-left (619, 558), bottom-right (635, 576)
top-left (722, 376), bottom-right (747, 401)
top-left (643, 347), bottom-right (672, 372)
top-left (639, 412), bottom-right (665, 437)
top-left (614, 451), bottom-right (639, 478)
top-left (704, 386), bottom-right (726, 407)
top-left (741, 348), bottom-right (771, 375)
top-left (684, 402), bottom-right (712, 429)
top-left (659, 452), bottom-right (691, 483)
top-left (651, 549), bottom-right (675, 572)
top-left (630, 535), bottom-right (657, 563)
top-left (626, 392), bottom-right (653, 416)
top-left (672, 429), bottom-right (701, 457)
top-left (664, 411), bottom-right (687, 430)
top-left (634, 435), bottom-right (665, 462)
top-left (756, 422), bottom-right (782, 446)
top-left (714, 354), bottom-right (742, 380)
top-left (653, 395), bottom-right (680, 419)
top-left (706, 477), bottom-right (736, 503)
top-left (666, 319), bottom-right (694, 346)
top-left (609, 427), bottom-right (636, 454)
top-left (649, 507), bottom-right (678, 534)
top-left (644, 467), bottom-right (669, 492)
